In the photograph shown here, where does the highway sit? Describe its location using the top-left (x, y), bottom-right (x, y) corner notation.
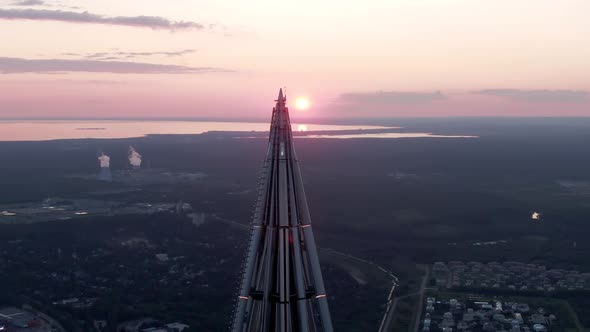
top-left (378, 265), bottom-right (430, 332)
top-left (316, 247), bottom-right (400, 332)
top-left (377, 282), bottom-right (399, 332)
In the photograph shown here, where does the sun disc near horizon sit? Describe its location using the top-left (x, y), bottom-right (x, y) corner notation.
top-left (295, 97), bottom-right (310, 110)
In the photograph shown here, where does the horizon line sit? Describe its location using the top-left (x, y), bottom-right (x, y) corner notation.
top-left (2, 115), bottom-right (590, 121)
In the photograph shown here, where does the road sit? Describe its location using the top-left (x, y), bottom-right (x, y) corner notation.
top-left (303, 247), bottom-right (400, 332)
top-left (411, 265), bottom-right (430, 332)
top-left (378, 264), bottom-right (430, 332)
top-left (377, 280), bottom-right (398, 332)
top-left (378, 288), bottom-right (422, 332)
top-left (564, 300), bottom-right (585, 332)
top-left (318, 247), bottom-right (399, 282)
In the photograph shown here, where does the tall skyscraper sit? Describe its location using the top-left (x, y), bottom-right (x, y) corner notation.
top-left (232, 89), bottom-right (333, 332)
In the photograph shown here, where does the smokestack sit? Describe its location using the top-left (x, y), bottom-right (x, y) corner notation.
top-left (97, 152), bottom-right (112, 181)
top-left (128, 146), bottom-right (142, 169)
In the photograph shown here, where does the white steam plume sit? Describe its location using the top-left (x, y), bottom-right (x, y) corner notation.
top-left (128, 146), bottom-right (142, 167)
top-left (98, 153), bottom-right (110, 168)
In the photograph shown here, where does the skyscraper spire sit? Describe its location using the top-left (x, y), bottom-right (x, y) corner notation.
top-left (277, 87), bottom-right (284, 102)
top-left (231, 89), bottom-right (333, 332)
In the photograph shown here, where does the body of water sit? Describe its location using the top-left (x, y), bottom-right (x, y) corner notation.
top-left (0, 120), bottom-right (475, 141)
top-left (301, 133), bottom-right (477, 139)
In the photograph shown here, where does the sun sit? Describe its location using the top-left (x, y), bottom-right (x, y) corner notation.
top-left (295, 97), bottom-right (310, 110)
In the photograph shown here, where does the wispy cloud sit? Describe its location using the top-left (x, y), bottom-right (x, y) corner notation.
top-left (61, 79), bottom-right (126, 85)
top-left (0, 57), bottom-right (227, 74)
top-left (337, 91), bottom-right (445, 104)
top-left (62, 49), bottom-right (196, 61)
top-left (473, 89), bottom-right (588, 103)
top-left (0, 8), bottom-right (204, 30)
top-left (9, 0), bottom-right (81, 10)
top-left (11, 0), bottom-right (45, 6)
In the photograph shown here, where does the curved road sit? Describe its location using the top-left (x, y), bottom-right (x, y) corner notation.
top-left (378, 264), bottom-right (429, 332)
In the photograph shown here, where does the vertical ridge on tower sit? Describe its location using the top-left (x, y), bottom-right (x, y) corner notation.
top-left (231, 89), bottom-right (333, 332)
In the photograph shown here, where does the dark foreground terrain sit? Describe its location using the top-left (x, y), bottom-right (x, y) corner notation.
top-left (0, 118), bottom-right (589, 331)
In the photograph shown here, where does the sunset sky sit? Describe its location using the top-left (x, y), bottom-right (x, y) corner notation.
top-left (0, 0), bottom-right (589, 119)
